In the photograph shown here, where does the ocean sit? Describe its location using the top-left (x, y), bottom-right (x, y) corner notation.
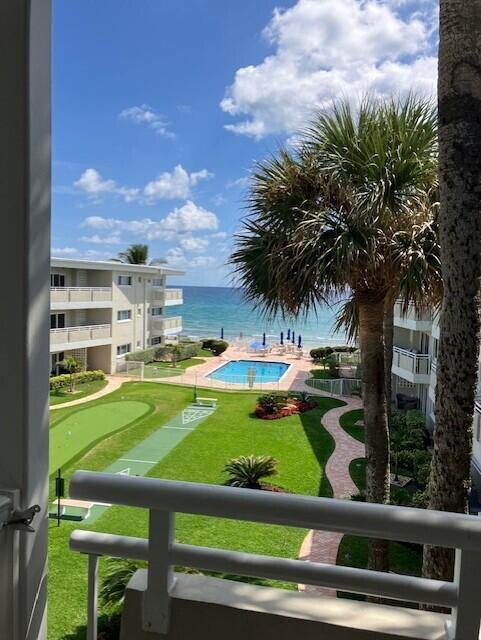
top-left (167, 286), bottom-right (347, 349)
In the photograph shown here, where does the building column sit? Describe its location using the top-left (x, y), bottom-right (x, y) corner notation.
top-left (0, 2), bottom-right (51, 639)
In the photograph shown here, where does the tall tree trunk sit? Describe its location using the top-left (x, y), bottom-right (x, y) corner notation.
top-left (423, 0), bottom-right (481, 582)
top-left (383, 297), bottom-right (395, 431)
top-left (358, 298), bottom-right (390, 572)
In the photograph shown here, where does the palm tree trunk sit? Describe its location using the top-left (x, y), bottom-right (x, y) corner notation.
top-left (383, 297), bottom-right (395, 431)
top-left (358, 298), bottom-right (390, 573)
top-left (423, 0), bottom-right (481, 583)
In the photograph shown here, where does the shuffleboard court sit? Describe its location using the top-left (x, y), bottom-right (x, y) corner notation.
top-left (50, 400), bottom-right (150, 473)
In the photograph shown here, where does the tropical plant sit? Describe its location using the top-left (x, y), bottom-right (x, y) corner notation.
top-left (170, 344), bottom-right (183, 368)
top-left (99, 558), bottom-right (144, 615)
top-left (231, 96), bottom-right (440, 571)
top-left (59, 356), bottom-right (82, 392)
top-left (224, 455), bottom-right (278, 489)
top-left (423, 0), bottom-right (481, 584)
top-left (118, 243), bottom-right (149, 264)
top-left (201, 338), bottom-right (228, 356)
top-left (297, 391), bottom-right (311, 403)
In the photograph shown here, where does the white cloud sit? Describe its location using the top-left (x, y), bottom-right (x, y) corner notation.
top-left (74, 164), bottom-right (211, 203)
top-left (119, 104), bottom-right (175, 139)
top-left (221, 0), bottom-right (437, 138)
top-left (80, 233), bottom-right (123, 245)
top-left (178, 235), bottom-right (210, 252)
top-left (165, 247), bottom-right (217, 269)
top-left (82, 201), bottom-right (219, 240)
top-left (211, 231), bottom-right (228, 239)
top-left (51, 247), bottom-right (78, 256)
top-left (144, 165), bottom-right (212, 202)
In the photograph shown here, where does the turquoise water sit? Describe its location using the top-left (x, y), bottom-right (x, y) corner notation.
top-left (167, 286), bottom-right (346, 349)
top-left (208, 360), bottom-right (290, 384)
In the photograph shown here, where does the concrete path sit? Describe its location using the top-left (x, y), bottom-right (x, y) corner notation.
top-left (50, 375), bottom-right (128, 410)
top-left (298, 398), bottom-right (365, 596)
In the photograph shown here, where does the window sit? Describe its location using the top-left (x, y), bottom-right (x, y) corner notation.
top-left (151, 307), bottom-right (162, 316)
top-left (50, 273), bottom-right (65, 287)
top-left (50, 313), bottom-right (65, 329)
top-left (151, 336), bottom-right (162, 345)
top-left (117, 309), bottom-right (132, 322)
top-left (116, 343), bottom-right (131, 357)
top-left (117, 275), bottom-right (132, 286)
top-left (138, 277), bottom-right (142, 282)
top-left (152, 278), bottom-right (162, 287)
top-left (136, 340), bottom-right (141, 348)
top-left (137, 308), bottom-right (142, 316)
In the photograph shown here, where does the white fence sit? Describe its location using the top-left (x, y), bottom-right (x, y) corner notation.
top-left (306, 377), bottom-right (362, 397)
top-left (70, 471), bottom-right (481, 640)
top-left (393, 346), bottom-right (431, 376)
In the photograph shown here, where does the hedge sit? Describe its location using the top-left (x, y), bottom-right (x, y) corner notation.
top-left (126, 347), bottom-right (157, 364)
top-left (50, 370), bottom-right (105, 391)
top-left (201, 338), bottom-right (228, 356)
top-left (125, 342), bottom-right (202, 364)
top-left (310, 345), bottom-right (357, 362)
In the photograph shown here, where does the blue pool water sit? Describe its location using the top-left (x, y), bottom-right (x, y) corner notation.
top-left (207, 360), bottom-right (290, 384)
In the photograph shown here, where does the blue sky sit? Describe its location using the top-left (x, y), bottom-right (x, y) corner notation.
top-left (52, 0), bottom-right (438, 286)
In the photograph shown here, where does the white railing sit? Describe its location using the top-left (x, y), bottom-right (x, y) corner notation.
top-left (152, 316), bottom-right (182, 333)
top-left (475, 397), bottom-right (481, 416)
top-left (69, 471), bottom-right (481, 640)
top-left (50, 287), bottom-right (112, 304)
top-left (152, 288), bottom-right (183, 304)
top-left (431, 358), bottom-right (437, 374)
top-left (50, 324), bottom-right (112, 345)
top-left (393, 346), bottom-right (431, 376)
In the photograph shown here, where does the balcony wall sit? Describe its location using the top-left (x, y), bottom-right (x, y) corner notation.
top-left (392, 346), bottom-right (431, 384)
top-left (50, 324), bottom-right (112, 351)
top-left (152, 315), bottom-right (182, 335)
top-left (50, 286), bottom-right (113, 309)
top-left (393, 302), bottom-right (433, 332)
top-left (152, 287), bottom-right (183, 306)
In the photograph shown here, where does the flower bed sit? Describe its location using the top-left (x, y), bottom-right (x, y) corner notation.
top-left (256, 397), bottom-right (317, 420)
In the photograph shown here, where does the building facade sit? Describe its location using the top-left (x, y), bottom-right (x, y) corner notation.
top-left (392, 301), bottom-right (481, 484)
top-left (50, 258), bottom-right (184, 374)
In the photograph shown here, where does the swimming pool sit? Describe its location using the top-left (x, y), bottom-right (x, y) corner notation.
top-left (207, 360), bottom-right (290, 384)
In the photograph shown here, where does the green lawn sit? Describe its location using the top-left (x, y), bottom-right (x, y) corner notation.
top-left (309, 367), bottom-right (333, 380)
top-left (49, 378), bottom-right (108, 406)
top-left (48, 382), bottom-right (344, 640)
top-left (339, 408), bottom-right (365, 443)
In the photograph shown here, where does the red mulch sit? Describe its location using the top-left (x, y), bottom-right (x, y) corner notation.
top-left (255, 399), bottom-right (317, 420)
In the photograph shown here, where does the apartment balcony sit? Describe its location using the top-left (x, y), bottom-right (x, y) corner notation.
top-left (152, 315), bottom-right (182, 336)
top-left (392, 346), bottom-right (431, 384)
top-left (68, 471), bottom-right (481, 640)
top-left (476, 396), bottom-right (481, 417)
top-left (50, 286), bottom-right (113, 310)
top-left (152, 287), bottom-right (183, 307)
top-left (50, 323), bottom-right (112, 352)
top-left (393, 301), bottom-right (433, 332)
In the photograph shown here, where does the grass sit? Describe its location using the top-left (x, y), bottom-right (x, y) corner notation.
top-left (49, 379), bottom-right (108, 406)
top-left (308, 367), bottom-right (333, 380)
top-left (48, 382), bottom-right (344, 640)
top-left (339, 408), bottom-right (365, 443)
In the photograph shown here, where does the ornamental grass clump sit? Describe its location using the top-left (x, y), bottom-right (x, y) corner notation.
top-left (223, 455), bottom-right (278, 490)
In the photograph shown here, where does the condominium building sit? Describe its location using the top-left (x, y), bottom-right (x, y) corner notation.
top-left (392, 301), bottom-right (481, 484)
top-left (50, 258), bottom-right (184, 374)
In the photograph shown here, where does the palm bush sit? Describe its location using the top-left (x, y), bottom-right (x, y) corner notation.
top-left (99, 558), bottom-right (145, 615)
top-left (224, 455), bottom-right (278, 489)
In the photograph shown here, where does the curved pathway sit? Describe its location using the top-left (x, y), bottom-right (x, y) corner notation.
top-left (298, 398), bottom-right (365, 596)
top-left (49, 375), bottom-right (128, 410)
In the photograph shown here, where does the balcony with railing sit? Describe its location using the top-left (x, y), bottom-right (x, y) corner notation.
top-left (50, 287), bottom-right (113, 309)
top-left (392, 346), bottom-right (431, 384)
top-left (50, 324), bottom-right (112, 351)
top-left (69, 471), bottom-right (481, 640)
top-left (152, 287), bottom-right (183, 306)
top-left (152, 315), bottom-right (183, 335)
top-left (393, 301), bottom-right (433, 332)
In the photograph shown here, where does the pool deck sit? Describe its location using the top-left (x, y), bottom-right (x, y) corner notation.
top-left (145, 344), bottom-right (317, 392)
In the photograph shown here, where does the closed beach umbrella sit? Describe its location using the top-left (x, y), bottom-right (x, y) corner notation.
top-left (221, 327), bottom-right (224, 339)
top-left (287, 328), bottom-right (291, 340)
top-left (292, 331), bottom-right (295, 344)
top-left (298, 334), bottom-right (302, 348)
top-left (262, 332), bottom-right (266, 346)
top-left (280, 331), bottom-right (284, 345)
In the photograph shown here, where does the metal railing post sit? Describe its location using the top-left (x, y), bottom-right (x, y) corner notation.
top-left (86, 554), bottom-right (99, 640)
top-left (143, 509), bottom-right (175, 634)
top-left (446, 548), bottom-right (481, 640)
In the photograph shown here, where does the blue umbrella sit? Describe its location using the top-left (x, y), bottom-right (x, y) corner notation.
top-left (221, 327), bottom-right (224, 339)
top-left (280, 331), bottom-right (284, 346)
top-left (287, 328), bottom-right (291, 340)
top-left (298, 334), bottom-right (302, 348)
top-left (262, 332), bottom-right (266, 346)
top-left (291, 331), bottom-right (295, 344)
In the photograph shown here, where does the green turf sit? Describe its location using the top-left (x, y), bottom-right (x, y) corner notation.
top-left (339, 408), bottom-right (365, 443)
top-left (309, 367), bottom-right (336, 380)
top-left (49, 400), bottom-right (151, 473)
top-left (49, 378), bottom-right (108, 406)
top-left (48, 382), bottom-right (343, 640)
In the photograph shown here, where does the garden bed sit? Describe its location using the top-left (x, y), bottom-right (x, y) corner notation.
top-left (256, 395), bottom-right (317, 420)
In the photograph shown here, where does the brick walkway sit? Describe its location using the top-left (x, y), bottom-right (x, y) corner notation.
top-left (49, 375), bottom-right (128, 410)
top-left (298, 398), bottom-right (365, 596)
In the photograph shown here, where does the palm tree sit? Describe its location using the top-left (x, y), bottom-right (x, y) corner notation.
top-left (423, 0), bottom-right (481, 583)
top-left (60, 356), bottom-right (82, 393)
top-left (118, 244), bottom-right (149, 264)
top-left (224, 455), bottom-right (278, 489)
top-left (231, 97), bottom-right (439, 571)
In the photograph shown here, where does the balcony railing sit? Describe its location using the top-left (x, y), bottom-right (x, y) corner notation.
top-left (50, 324), bottom-right (112, 346)
top-left (152, 316), bottom-right (182, 333)
top-left (152, 287), bottom-right (183, 305)
top-left (393, 346), bottom-right (431, 376)
top-left (50, 286), bottom-right (112, 304)
top-left (69, 471), bottom-right (481, 640)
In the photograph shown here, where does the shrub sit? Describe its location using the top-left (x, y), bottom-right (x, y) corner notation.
top-left (49, 369), bottom-right (105, 391)
top-left (224, 455), bottom-right (278, 489)
top-left (125, 347), bottom-right (157, 364)
top-left (310, 346), bottom-right (334, 363)
top-left (411, 489), bottom-right (429, 509)
top-left (390, 488), bottom-right (412, 506)
top-left (100, 558), bottom-right (145, 615)
top-left (201, 338), bottom-right (228, 356)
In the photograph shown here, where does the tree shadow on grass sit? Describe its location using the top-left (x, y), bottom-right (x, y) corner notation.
top-left (62, 614), bottom-right (120, 640)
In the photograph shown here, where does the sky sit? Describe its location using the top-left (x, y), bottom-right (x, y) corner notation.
top-left (52, 0), bottom-right (438, 286)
